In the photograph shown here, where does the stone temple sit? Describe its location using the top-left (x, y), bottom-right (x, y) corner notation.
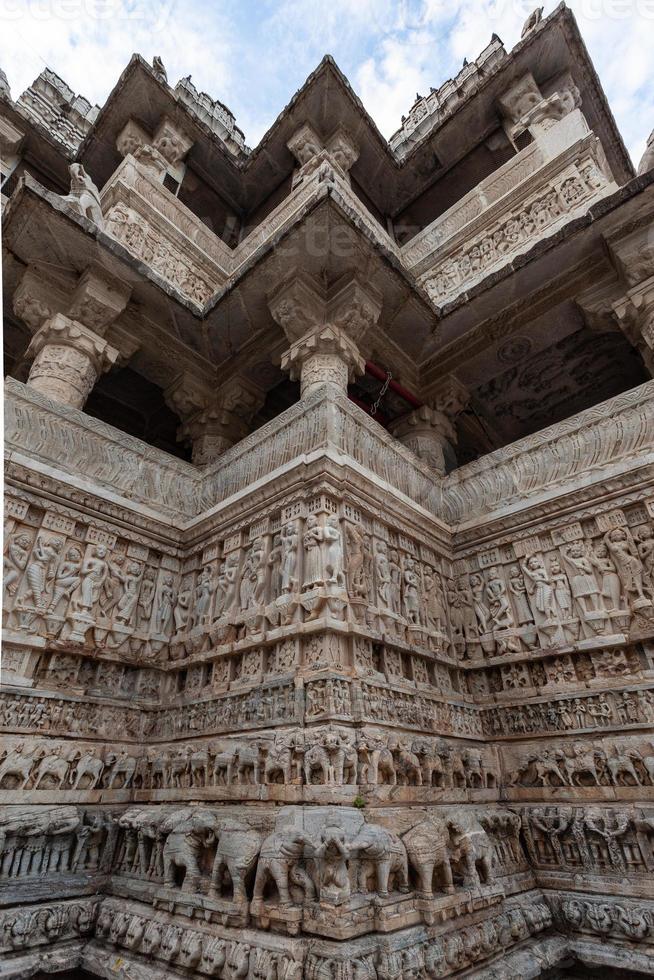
top-left (2, 4), bottom-right (654, 978)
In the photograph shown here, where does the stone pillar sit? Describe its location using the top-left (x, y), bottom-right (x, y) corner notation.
top-left (497, 71), bottom-right (588, 158)
top-left (613, 283), bottom-right (654, 376)
top-left (392, 376), bottom-right (469, 476)
top-left (25, 314), bottom-right (119, 409)
top-left (166, 374), bottom-right (265, 466)
top-left (270, 273), bottom-right (381, 398)
top-left (579, 227), bottom-right (654, 377)
top-left (116, 115), bottom-right (193, 185)
top-left (281, 323), bottom-right (365, 397)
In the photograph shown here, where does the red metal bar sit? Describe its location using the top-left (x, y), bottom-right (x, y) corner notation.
top-left (364, 360), bottom-right (421, 408)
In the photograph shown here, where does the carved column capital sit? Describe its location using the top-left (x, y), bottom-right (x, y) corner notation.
top-left (498, 71), bottom-right (586, 155)
top-left (116, 115), bottom-right (193, 184)
top-left (25, 314), bottom-right (119, 409)
top-left (67, 264), bottom-right (131, 336)
top-left (269, 274), bottom-right (326, 342)
top-left (167, 373), bottom-right (265, 465)
top-left (272, 274), bottom-right (380, 397)
top-left (430, 374), bottom-right (470, 419)
top-left (286, 122), bottom-right (359, 184)
top-left (392, 376), bottom-right (469, 476)
top-left (580, 226), bottom-right (654, 375)
top-left (14, 264), bottom-right (135, 387)
top-left (328, 276), bottom-right (381, 341)
top-left (612, 280), bottom-right (654, 375)
top-left (280, 322), bottom-right (366, 396)
top-left (286, 123), bottom-right (323, 167)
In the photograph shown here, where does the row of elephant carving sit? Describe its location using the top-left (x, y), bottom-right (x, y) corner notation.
top-left (0, 730), bottom-right (497, 793)
top-left (113, 805), bottom-right (510, 917)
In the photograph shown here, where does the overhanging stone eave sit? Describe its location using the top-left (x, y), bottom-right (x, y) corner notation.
top-left (391, 3), bottom-right (633, 191)
top-left (203, 186), bottom-right (439, 369)
top-left (419, 170), bottom-right (654, 376)
top-left (0, 91), bottom-right (76, 186)
top-left (3, 173), bottom-right (437, 374)
top-left (77, 55), bottom-right (248, 201)
top-left (2, 174), bottom-right (206, 319)
top-left (1, 175), bottom-right (232, 386)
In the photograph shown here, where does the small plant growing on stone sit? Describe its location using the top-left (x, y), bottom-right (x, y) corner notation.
top-left (353, 795), bottom-right (366, 809)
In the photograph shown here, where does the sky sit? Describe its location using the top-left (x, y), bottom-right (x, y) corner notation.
top-left (0, 0), bottom-right (652, 166)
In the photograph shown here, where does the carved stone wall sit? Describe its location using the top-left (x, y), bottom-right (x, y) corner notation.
top-left (3, 370), bottom-right (654, 978)
top-left (3, 11), bottom-right (654, 976)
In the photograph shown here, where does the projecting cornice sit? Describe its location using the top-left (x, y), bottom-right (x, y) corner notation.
top-left (8, 4), bottom-right (630, 221)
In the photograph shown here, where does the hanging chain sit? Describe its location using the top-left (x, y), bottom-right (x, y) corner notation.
top-left (370, 371), bottom-right (392, 416)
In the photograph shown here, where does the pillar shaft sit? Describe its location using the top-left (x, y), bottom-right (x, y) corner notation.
top-left (25, 315), bottom-right (118, 410)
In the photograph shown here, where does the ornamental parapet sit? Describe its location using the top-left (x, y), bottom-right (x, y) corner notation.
top-left (405, 121), bottom-right (616, 306)
top-left (443, 380), bottom-right (654, 526)
top-left (101, 154), bottom-right (232, 304)
top-left (7, 378), bottom-right (654, 533)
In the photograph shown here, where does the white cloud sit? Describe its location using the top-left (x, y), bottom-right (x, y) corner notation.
top-left (0, 1), bottom-right (234, 110)
top-left (0, 0), bottom-right (651, 166)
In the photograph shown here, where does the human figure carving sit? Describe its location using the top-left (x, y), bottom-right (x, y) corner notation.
top-left (469, 574), bottom-right (490, 632)
top-left (402, 558), bottom-right (421, 625)
top-left (280, 523), bottom-right (299, 594)
top-left (3, 532), bottom-right (32, 598)
top-left (115, 561), bottom-right (142, 625)
top-left (24, 537), bottom-right (62, 611)
top-left (303, 515), bottom-right (324, 590)
top-left (604, 527), bottom-right (650, 608)
top-left (73, 545), bottom-right (109, 616)
top-left (345, 522), bottom-right (366, 598)
top-left (521, 554), bottom-right (558, 626)
top-left (323, 514), bottom-right (345, 588)
top-left (48, 546), bottom-right (82, 614)
top-left (155, 574), bottom-right (175, 634)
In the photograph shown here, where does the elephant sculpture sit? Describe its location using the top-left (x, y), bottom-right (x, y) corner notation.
top-left (252, 828), bottom-right (316, 906)
top-left (403, 817), bottom-right (454, 896)
top-left (351, 823), bottom-right (409, 897)
top-left (447, 813), bottom-right (493, 887)
top-left (264, 737), bottom-right (295, 784)
top-left (161, 809), bottom-right (218, 892)
top-left (209, 820), bottom-right (261, 902)
top-left (303, 744), bottom-right (330, 785)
